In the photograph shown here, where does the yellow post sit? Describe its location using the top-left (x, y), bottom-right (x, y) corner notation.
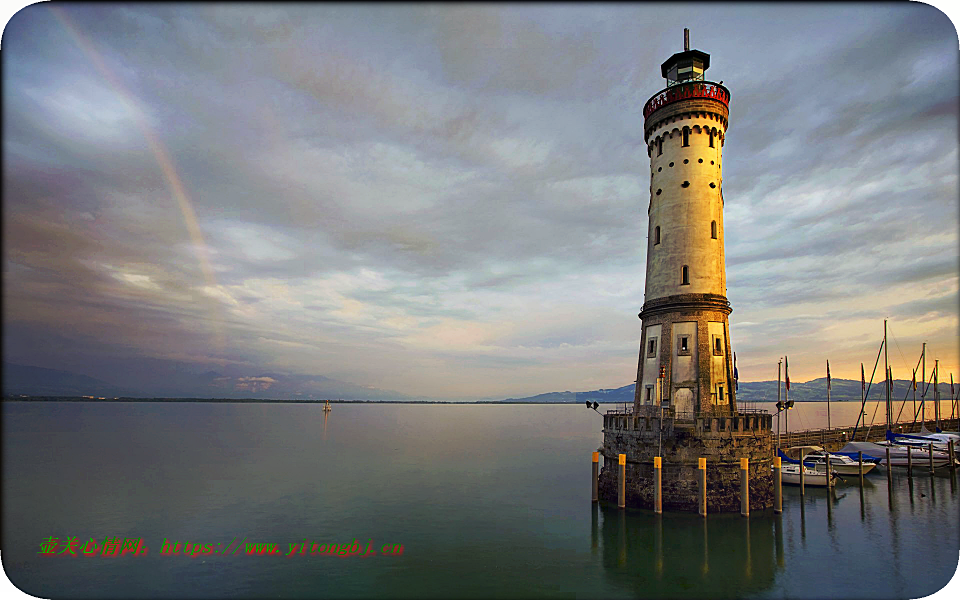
top-left (799, 449), bottom-right (805, 495)
top-left (654, 456), bottom-right (662, 514)
top-left (740, 457), bottom-right (749, 517)
top-left (618, 454), bottom-right (626, 509)
top-left (698, 457), bottom-right (707, 517)
top-left (592, 452), bottom-right (599, 502)
top-left (773, 456), bottom-right (782, 514)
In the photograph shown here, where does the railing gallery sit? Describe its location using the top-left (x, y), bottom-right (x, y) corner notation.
top-left (643, 80), bottom-right (730, 119)
top-left (604, 407), bottom-right (770, 434)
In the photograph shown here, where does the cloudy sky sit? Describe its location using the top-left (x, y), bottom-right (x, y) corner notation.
top-left (3, 3), bottom-right (958, 399)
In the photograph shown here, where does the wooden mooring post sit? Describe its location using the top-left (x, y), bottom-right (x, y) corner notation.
top-left (654, 457), bottom-right (663, 514)
top-left (799, 449), bottom-right (805, 495)
top-left (618, 454), bottom-right (626, 509)
top-left (698, 458), bottom-right (707, 517)
top-left (740, 458), bottom-right (749, 517)
top-left (773, 456), bottom-right (782, 513)
top-left (591, 452), bottom-right (599, 502)
top-left (928, 443), bottom-right (935, 475)
top-left (858, 451), bottom-right (864, 487)
top-left (886, 447), bottom-right (892, 486)
top-left (950, 440), bottom-right (956, 472)
top-left (907, 446), bottom-right (912, 478)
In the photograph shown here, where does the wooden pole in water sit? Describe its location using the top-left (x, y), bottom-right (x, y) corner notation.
top-left (858, 451), bottom-right (864, 487)
top-left (654, 456), bottom-right (662, 514)
top-left (799, 449), bottom-right (805, 495)
top-left (618, 454), bottom-right (626, 509)
top-left (886, 447), bottom-right (892, 486)
top-left (773, 456), bottom-right (782, 513)
top-left (929, 443), bottom-right (935, 475)
top-left (740, 457), bottom-right (750, 517)
top-left (698, 457), bottom-right (707, 517)
top-left (950, 440), bottom-right (956, 472)
top-left (592, 452), bottom-right (599, 502)
top-left (907, 445), bottom-right (912, 478)
top-left (825, 449), bottom-right (833, 490)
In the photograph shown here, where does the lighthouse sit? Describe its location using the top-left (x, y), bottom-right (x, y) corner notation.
top-left (597, 30), bottom-right (772, 513)
top-left (634, 29), bottom-right (735, 416)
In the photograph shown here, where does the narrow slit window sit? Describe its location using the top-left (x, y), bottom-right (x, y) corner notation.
top-left (681, 265), bottom-right (689, 285)
top-left (711, 220), bottom-right (717, 239)
top-left (657, 137), bottom-right (663, 156)
top-left (682, 127), bottom-right (690, 147)
top-left (654, 226), bottom-right (661, 245)
top-left (709, 131), bottom-right (714, 148)
top-left (714, 338), bottom-right (722, 354)
top-left (647, 338), bottom-right (657, 357)
top-left (645, 387), bottom-right (652, 403)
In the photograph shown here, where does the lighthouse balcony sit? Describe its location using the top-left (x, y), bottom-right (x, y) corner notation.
top-left (603, 405), bottom-right (771, 437)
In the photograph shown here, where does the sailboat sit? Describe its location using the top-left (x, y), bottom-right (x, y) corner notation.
top-left (323, 399), bottom-right (332, 412)
top-left (841, 321), bottom-right (958, 468)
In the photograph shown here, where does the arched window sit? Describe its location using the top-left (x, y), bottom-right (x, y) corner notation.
top-left (654, 226), bottom-right (661, 245)
top-left (657, 137), bottom-right (663, 156)
top-left (682, 127), bottom-right (690, 147)
top-left (681, 265), bottom-right (689, 285)
top-left (711, 220), bottom-right (717, 239)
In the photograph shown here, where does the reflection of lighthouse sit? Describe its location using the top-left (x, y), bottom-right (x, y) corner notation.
top-left (634, 28), bottom-right (736, 416)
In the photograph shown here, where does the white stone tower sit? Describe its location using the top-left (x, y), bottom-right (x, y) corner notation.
top-left (634, 30), bottom-right (735, 416)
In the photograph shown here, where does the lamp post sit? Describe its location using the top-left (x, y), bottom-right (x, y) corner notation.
top-left (784, 400), bottom-right (795, 445)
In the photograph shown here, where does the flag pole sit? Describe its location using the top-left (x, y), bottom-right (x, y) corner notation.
top-left (777, 358), bottom-right (782, 449)
top-left (785, 355), bottom-right (790, 438)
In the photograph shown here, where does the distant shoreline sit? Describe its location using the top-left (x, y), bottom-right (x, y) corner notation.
top-left (2, 396), bottom-right (622, 404)
top-left (3, 395), bottom-right (863, 404)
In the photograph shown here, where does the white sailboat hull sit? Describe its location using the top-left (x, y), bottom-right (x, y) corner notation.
top-left (840, 441), bottom-right (955, 468)
top-left (778, 464), bottom-right (834, 487)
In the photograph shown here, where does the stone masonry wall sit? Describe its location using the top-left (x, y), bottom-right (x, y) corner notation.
top-left (598, 410), bottom-right (773, 512)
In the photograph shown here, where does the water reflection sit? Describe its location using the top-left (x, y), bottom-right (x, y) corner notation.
top-left (859, 485), bottom-right (867, 521)
top-left (799, 500), bottom-right (806, 543)
top-left (774, 516), bottom-right (784, 568)
top-left (596, 507), bottom-right (780, 598)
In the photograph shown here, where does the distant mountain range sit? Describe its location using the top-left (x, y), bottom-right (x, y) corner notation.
top-left (500, 377), bottom-right (952, 404)
top-left (2, 363), bottom-right (409, 400)
top-left (501, 384), bottom-right (636, 404)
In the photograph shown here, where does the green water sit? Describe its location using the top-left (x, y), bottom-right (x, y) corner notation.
top-left (2, 402), bottom-right (958, 598)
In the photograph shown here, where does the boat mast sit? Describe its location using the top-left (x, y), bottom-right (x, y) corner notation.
top-left (934, 360), bottom-right (940, 431)
top-left (912, 365), bottom-right (917, 424)
top-left (826, 360), bottom-right (831, 431)
top-left (921, 342), bottom-right (926, 423)
top-left (884, 320), bottom-right (890, 430)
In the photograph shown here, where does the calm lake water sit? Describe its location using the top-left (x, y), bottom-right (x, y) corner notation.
top-left (3, 401), bottom-right (959, 599)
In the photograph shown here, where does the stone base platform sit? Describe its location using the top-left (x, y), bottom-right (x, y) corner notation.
top-left (598, 407), bottom-right (774, 512)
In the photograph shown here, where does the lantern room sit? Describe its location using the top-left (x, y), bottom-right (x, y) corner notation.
top-left (661, 28), bottom-right (710, 86)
